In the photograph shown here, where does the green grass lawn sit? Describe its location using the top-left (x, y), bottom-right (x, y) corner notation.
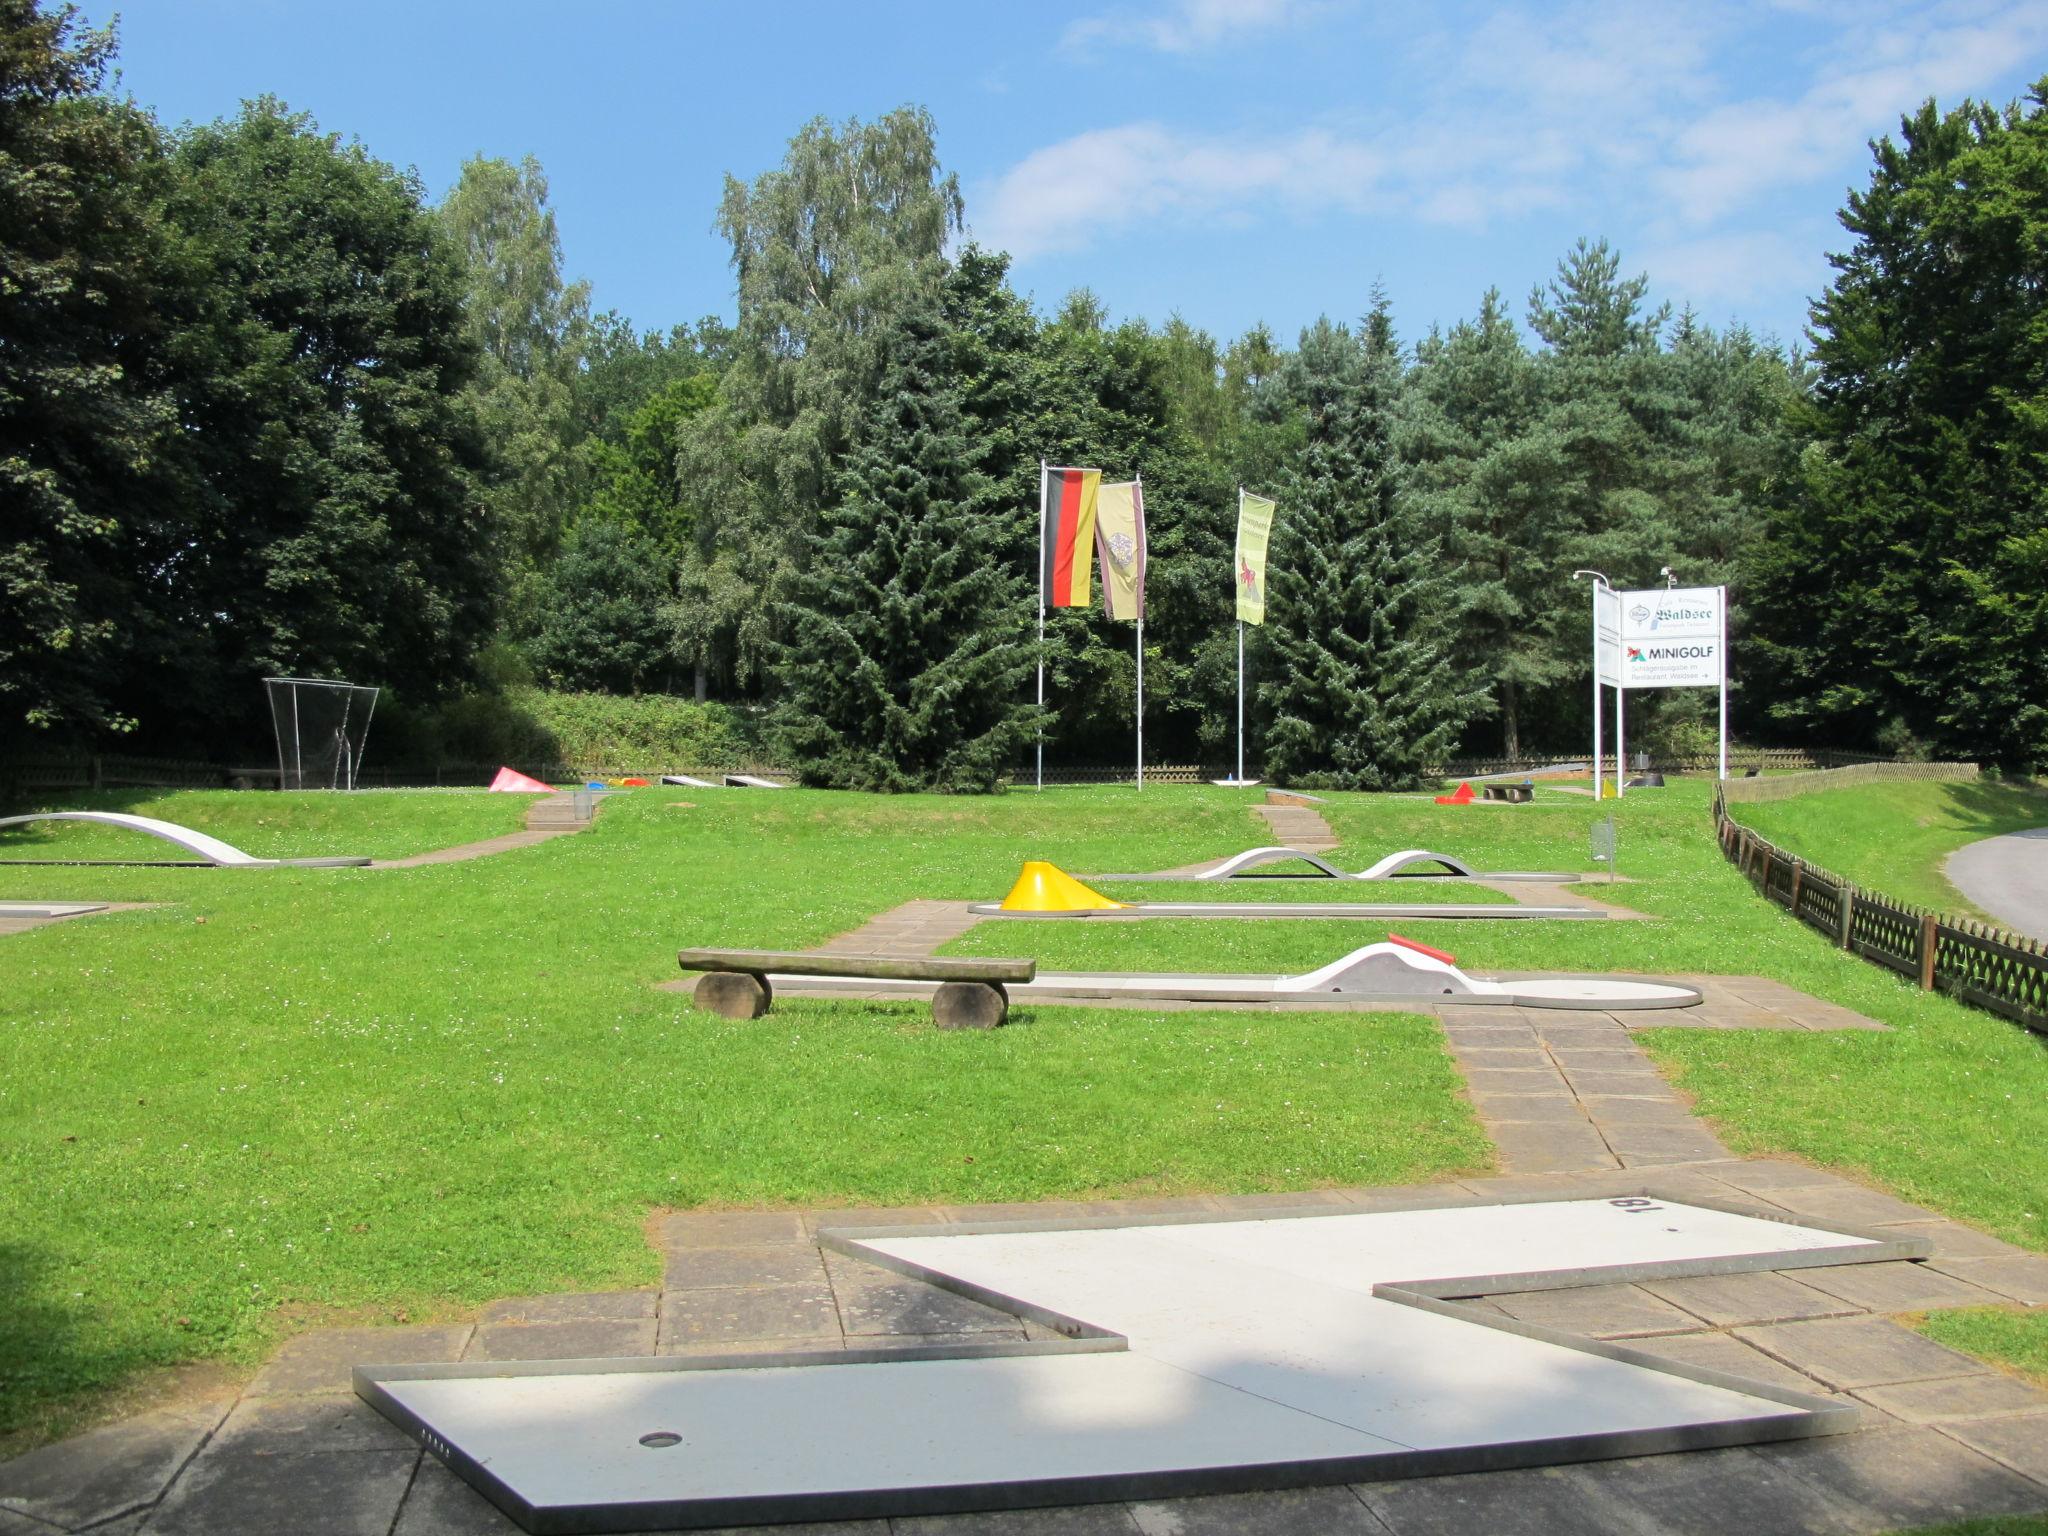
top-left (1, 777), bottom-right (2043, 1454)
top-left (1735, 778), bottom-right (2048, 920)
top-left (0, 785), bottom-right (1487, 1446)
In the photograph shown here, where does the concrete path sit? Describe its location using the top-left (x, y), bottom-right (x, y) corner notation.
top-left (1255, 796), bottom-right (1339, 852)
top-left (1946, 827), bottom-right (2048, 943)
top-left (371, 793), bottom-right (599, 869)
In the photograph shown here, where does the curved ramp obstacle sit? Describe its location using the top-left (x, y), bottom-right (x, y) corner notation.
top-left (1102, 846), bottom-right (1579, 883)
top-left (0, 812), bottom-right (368, 868)
top-left (979, 862), bottom-right (1593, 918)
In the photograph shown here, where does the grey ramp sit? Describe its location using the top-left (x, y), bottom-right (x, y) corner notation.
top-left (1945, 826), bottom-right (2048, 943)
top-left (359, 1196), bottom-right (1916, 1533)
top-left (660, 774), bottom-right (717, 788)
top-left (0, 901), bottom-right (108, 918)
top-left (0, 811), bottom-right (368, 867)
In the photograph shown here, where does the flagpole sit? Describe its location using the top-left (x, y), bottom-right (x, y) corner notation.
top-left (1228, 489), bottom-right (1245, 786)
top-left (1036, 460), bottom-right (1047, 792)
top-left (1135, 473), bottom-right (1144, 792)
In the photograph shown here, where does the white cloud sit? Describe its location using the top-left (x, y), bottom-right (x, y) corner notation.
top-left (1655, 3), bottom-right (2048, 223)
top-left (983, 0), bottom-right (2047, 312)
top-left (972, 123), bottom-right (1384, 259)
top-left (1062, 0), bottom-right (1327, 55)
top-left (1637, 228), bottom-right (1827, 313)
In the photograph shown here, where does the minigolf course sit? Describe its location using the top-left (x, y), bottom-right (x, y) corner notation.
top-left (1104, 845), bottom-right (1581, 883)
top-left (0, 812), bottom-right (368, 868)
top-left (976, 862), bottom-right (1600, 921)
top-left (357, 1194), bottom-right (1907, 1531)
top-left (745, 934), bottom-right (1699, 1011)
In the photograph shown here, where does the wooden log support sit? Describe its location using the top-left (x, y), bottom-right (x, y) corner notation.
top-left (678, 948), bottom-right (1034, 1028)
top-left (1920, 913), bottom-right (1940, 991)
top-left (1788, 860), bottom-right (1804, 915)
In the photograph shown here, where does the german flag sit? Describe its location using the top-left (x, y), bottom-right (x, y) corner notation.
top-left (1041, 466), bottom-right (1101, 608)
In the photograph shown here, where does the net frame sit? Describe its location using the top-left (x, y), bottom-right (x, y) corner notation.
top-left (265, 677), bottom-right (380, 790)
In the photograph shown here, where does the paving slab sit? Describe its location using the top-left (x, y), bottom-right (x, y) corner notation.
top-left (1355, 1463), bottom-right (1651, 1535)
top-left (1486, 1282), bottom-right (1701, 1339)
top-left (1749, 1424), bottom-right (2048, 1527)
top-left (146, 1448), bottom-right (420, 1536)
top-left (1937, 1409), bottom-right (2048, 1485)
top-left (1563, 1443), bottom-right (1880, 1536)
top-left (1462, 1092), bottom-right (1591, 1125)
top-left (1762, 1185), bottom-right (1943, 1228)
top-left (824, 1253), bottom-right (1026, 1336)
top-left (210, 1391), bottom-right (417, 1455)
top-left (664, 1245), bottom-right (831, 1289)
top-left (245, 1323), bottom-right (471, 1396)
top-left (1484, 1121), bottom-right (1619, 1173)
top-left (655, 1282), bottom-right (841, 1349)
top-left (468, 1317), bottom-right (659, 1361)
top-left (0, 1396), bottom-right (230, 1531)
top-left (656, 1209), bottom-right (810, 1246)
top-left (1924, 1253), bottom-right (2048, 1305)
top-left (391, 1460), bottom-right (526, 1535)
top-left (1564, 1071), bottom-right (1676, 1098)
top-left (1624, 1329), bottom-right (1836, 1395)
top-left (1796, 1259), bottom-right (2011, 1313)
top-left (1642, 1270), bottom-right (1861, 1328)
top-left (1699, 1160), bottom-right (1854, 1195)
top-left (1857, 1373), bottom-right (2048, 1424)
top-left (1882, 1221), bottom-right (2026, 1261)
top-left (478, 1289), bottom-right (656, 1325)
top-left (896, 1505), bottom-right (1143, 1534)
top-left (1129, 1485), bottom-right (1384, 1534)
top-left (1737, 1316), bottom-right (1994, 1390)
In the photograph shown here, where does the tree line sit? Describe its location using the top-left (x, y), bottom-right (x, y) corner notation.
top-left (4, 3), bottom-right (2041, 785)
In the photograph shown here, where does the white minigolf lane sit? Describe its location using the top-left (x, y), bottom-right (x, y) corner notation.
top-left (359, 1196), bottom-right (1917, 1532)
top-left (0, 811), bottom-right (369, 867)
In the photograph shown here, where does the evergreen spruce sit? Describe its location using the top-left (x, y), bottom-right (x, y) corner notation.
top-left (1261, 301), bottom-right (1482, 788)
top-left (773, 281), bottom-right (1037, 791)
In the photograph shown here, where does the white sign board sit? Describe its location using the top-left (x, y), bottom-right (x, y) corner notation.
top-left (1594, 585), bottom-right (1622, 686)
top-left (1619, 586), bottom-right (1724, 689)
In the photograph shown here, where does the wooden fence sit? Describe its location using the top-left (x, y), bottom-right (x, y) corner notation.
top-left (1713, 789), bottom-right (2046, 1036)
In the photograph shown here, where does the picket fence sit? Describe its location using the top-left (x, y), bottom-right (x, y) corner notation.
top-left (1713, 786), bottom-right (2046, 1036)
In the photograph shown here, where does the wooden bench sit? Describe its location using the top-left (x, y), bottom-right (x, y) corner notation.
top-left (677, 948), bottom-right (1037, 1030)
top-left (1482, 782), bottom-right (1534, 803)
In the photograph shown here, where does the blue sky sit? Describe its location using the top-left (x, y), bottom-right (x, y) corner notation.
top-left (111, 1), bottom-right (2048, 353)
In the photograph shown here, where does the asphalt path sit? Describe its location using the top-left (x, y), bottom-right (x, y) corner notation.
top-left (1945, 826), bottom-right (2048, 942)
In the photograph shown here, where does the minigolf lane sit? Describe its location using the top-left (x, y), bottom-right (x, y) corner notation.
top-left (357, 1195), bottom-right (1915, 1530)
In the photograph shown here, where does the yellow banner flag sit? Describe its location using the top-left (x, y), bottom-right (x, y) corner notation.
top-left (1094, 480), bottom-right (1146, 621)
top-left (1235, 492), bottom-right (1276, 624)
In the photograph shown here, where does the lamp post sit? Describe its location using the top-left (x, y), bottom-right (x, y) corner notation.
top-left (1573, 570), bottom-right (1612, 800)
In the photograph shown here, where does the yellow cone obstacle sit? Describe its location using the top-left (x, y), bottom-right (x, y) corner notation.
top-left (999, 861), bottom-right (1127, 913)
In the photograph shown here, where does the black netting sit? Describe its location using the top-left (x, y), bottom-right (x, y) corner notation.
top-left (265, 678), bottom-right (379, 790)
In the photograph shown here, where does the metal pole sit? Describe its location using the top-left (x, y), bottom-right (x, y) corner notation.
top-left (1135, 615), bottom-right (1144, 791)
top-left (1616, 678), bottom-right (1626, 799)
top-left (1718, 584), bottom-right (1729, 781)
top-left (1036, 460), bottom-right (1047, 792)
top-left (1590, 588), bottom-right (1603, 804)
top-left (1236, 621), bottom-right (1246, 784)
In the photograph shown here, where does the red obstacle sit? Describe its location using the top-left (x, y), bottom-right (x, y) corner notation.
top-left (1433, 781), bottom-right (1475, 806)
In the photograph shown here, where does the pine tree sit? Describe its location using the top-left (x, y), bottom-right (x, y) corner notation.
top-left (1261, 301), bottom-right (1482, 788)
top-left (773, 279), bottom-right (1037, 791)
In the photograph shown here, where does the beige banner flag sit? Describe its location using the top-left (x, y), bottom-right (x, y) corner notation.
top-left (1094, 480), bottom-right (1147, 621)
top-left (1235, 492), bottom-right (1276, 624)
